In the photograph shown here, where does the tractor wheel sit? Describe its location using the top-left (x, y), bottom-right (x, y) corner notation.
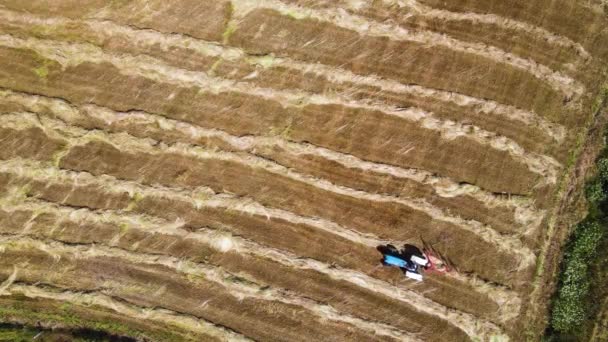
top-left (386, 244), bottom-right (399, 255)
top-left (403, 244), bottom-right (424, 258)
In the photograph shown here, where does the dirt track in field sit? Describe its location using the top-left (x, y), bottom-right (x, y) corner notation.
top-left (0, 0), bottom-right (606, 340)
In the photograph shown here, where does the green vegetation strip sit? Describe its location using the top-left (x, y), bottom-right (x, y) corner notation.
top-left (547, 109), bottom-right (608, 340)
top-left (0, 296), bottom-right (184, 341)
top-left (0, 323), bottom-right (40, 342)
top-left (550, 220), bottom-right (603, 332)
top-left (0, 322), bottom-right (136, 342)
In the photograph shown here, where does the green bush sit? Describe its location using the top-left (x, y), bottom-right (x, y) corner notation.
top-left (585, 157), bottom-right (608, 204)
top-left (586, 179), bottom-right (606, 204)
top-left (570, 222), bottom-right (603, 258)
top-left (597, 158), bottom-right (608, 181)
top-left (551, 221), bottom-right (604, 332)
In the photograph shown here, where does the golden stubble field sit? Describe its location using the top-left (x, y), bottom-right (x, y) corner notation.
top-left (0, 0), bottom-right (606, 340)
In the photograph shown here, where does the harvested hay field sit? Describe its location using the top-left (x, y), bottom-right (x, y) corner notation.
top-left (0, 0), bottom-right (606, 341)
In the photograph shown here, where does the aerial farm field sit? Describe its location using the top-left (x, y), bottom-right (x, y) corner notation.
top-left (0, 0), bottom-right (606, 341)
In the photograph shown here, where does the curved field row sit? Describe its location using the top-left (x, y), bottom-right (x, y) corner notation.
top-left (0, 7), bottom-right (569, 149)
top-left (0, 157), bottom-right (523, 328)
top-left (2, 110), bottom-right (538, 245)
top-left (0, 1), bottom-right (604, 340)
top-left (280, 0), bottom-right (592, 77)
top-left (417, 0), bottom-right (608, 60)
top-left (0, 88), bottom-right (546, 235)
top-left (0, 226), bottom-right (504, 340)
top-left (227, 0), bottom-right (582, 98)
top-left (0, 109), bottom-right (528, 340)
top-left (0, 180), bottom-right (494, 340)
top-left (0, 268), bottom-right (250, 342)
top-left (0, 113), bottom-right (536, 275)
top-left (0, 36), bottom-right (561, 195)
top-left (0, 190), bottom-right (522, 323)
top-left (0, 124), bottom-right (525, 303)
top-left (0, 0), bottom-right (581, 124)
top-left (0, 226), bottom-right (416, 341)
top-left (0, 283), bottom-right (252, 342)
top-left (0, 237), bottom-right (399, 342)
top-left (0, 292), bottom-right (223, 341)
top-left (374, 0), bottom-right (589, 57)
top-left (0, 34), bottom-right (563, 185)
top-left (0, 195), bottom-right (508, 341)
top-left (225, 9), bottom-right (571, 121)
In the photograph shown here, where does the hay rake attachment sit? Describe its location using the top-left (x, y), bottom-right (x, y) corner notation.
top-left (378, 240), bottom-right (453, 281)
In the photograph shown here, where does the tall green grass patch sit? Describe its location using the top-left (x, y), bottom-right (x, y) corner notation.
top-left (549, 152), bottom-right (608, 337)
top-left (551, 221), bottom-right (603, 332)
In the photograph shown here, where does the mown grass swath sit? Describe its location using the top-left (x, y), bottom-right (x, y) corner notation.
top-left (0, 0), bottom-right (606, 340)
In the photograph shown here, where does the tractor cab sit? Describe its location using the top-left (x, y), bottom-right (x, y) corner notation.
top-left (378, 244), bottom-right (449, 281)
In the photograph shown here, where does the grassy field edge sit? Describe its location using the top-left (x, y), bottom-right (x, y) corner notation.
top-left (525, 71), bottom-right (608, 341)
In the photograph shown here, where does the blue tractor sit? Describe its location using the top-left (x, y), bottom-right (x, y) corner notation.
top-left (379, 244), bottom-right (430, 281)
